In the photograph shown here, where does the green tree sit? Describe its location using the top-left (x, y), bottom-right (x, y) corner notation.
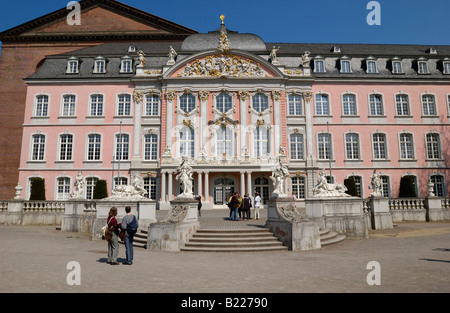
top-left (399, 175), bottom-right (417, 197)
top-left (29, 177), bottom-right (46, 200)
top-left (93, 179), bottom-right (108, 199)
top-left (344, 177), bottom-right (359, 197)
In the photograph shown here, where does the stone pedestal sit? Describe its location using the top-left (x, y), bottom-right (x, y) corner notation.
top-left (265, 197), bottom-right (321, 251)
top-left (306, 196), bottom-right (368, 239)
top-left (147, 197), bottom-right (199, 252)
top-left (425, 197), bottom-right (449, 222)
top-left (369, 196), bottom-right (393, 229)
top-left (5, 200), bottom-right (22, 225)
top-left (92, 199), bottom-right (157, 240)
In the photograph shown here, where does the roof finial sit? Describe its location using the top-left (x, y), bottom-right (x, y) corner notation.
top-left (220, 14), bottom-right (225, 25)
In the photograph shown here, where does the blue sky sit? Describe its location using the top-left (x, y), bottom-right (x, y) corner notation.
top-left (1, 0), bottom-right (449, 46)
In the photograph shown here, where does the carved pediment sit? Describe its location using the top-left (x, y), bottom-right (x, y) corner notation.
top-left (176, 53), bottom-right (271, 78)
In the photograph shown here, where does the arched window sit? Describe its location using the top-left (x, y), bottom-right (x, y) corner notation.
top-left (254, 126), bottom-right (269, 156)
top-left (291, 176), bottom-right (305, 199)
top-left (35, 95), bottom-right (49, 117)
top-left (145, 94), bottom-right (160, 116)
top-left (56, 177), bottom-right (71, 200)
top-left (59, 134), bottom-right (73, 161)
top-left (115, 133), bottom-right (129, 161)
top-left (430, 175), bottom-right (445, 197)
top-left (290, 133), bottom-right (304, 160)
top-left (31, 134), bottom-right (46, 161)
top-left (117, 94), bottom-right (131, 116)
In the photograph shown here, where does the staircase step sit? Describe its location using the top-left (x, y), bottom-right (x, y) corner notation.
top-left (321, 233), bottom-right (346, 246)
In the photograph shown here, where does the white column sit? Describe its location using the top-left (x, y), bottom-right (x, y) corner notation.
top-left (304, 91), bottom-right (314, 166)
top-left (247, 172), bottom-right (252, 196)
top-left (168, 172), bottom-right (173, 201)
top-left (133, 95), bottom-right (142, 160)
top-left (165, 92), bottom-right (175, 149)
top-left (198, 172), bottom-right (203, 199)
top-left (273, 93), bottom-right (281, 151)
top-left (240, 171), bottom-right (245, 196)
top-left (160, 171), bottom-right (166, 203)
top-left (239, 95), bottom-right (248, 152)
top-left (204, 172), bottom-right (210, 203)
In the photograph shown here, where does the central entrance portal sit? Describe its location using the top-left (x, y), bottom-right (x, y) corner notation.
top-left (213, 177), bottom-right (235, 205)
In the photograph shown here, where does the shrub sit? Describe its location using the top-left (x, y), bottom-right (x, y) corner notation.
top-left (344, 177), bottom-right (359, 197)
top-left (93, 179), bottom-right (108, 199)
top-left (399, 175), bottom-right (417, 197)
top-left (29, 177), bottom-right (46, 200)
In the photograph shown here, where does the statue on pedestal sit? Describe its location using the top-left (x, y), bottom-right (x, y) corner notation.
top-left (176, 158), bottom-right (194, 198)
top-left (71, 171), bottom-right (85, 200)
top-left (369, 169), bottom-right (383, 197)
top-left (313, 170), bottom-right (350, 197)
top-left (270, 158), bottom-right (289, 198)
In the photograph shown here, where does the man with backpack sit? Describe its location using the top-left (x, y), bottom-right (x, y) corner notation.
top-left (121, 206), bottom-right (138, 265)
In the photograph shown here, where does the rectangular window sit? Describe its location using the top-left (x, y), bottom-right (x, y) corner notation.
top-left (35, 95), bottom-right (49, 117)
top-left (290, 134), bottom-right (304, 160)
top-left (32, 134), bottom-right (45, 161)
top-left (396, 94), bottom-right (410, 116)
top-left (145, 95), bottom-right (160, 116)
top-left (369, 94), bottom-right (383, 116)
top-left (180, 127), bottom-right (195, 158)
top-left (121, 60), bottom-right (132, 73)
top-left (314, 60), bottom-right (325, 73)
top-left (288, 94), bottom-right (303, 115)
top-left (418, 61), bottom-right (428, 74)
top-left (85, 177), bottom-right (98, 200)
top-left (117, 94), bottom-right (131, 116)
top-left (318, 133), bottom-right (331, 160)
top-left (431, 175), bottom-right (445, 197)
top-left (399, 133), bottom-right (414, 159)
top-left (57, 177), bottom-right (71, 200)
top-left (291, 176), bottom-right (305, 199)
top-left (381, 176), bottom-right (390, 197)
top-left (144, 177), bottom-right (157, 200)
top-left (345, 133), bottom-right (360, 159)
top-left (367, 61), bottom-right (377, 73)
top-left (59, 134), bottom-right (73, 161)
top-left (444, 62), bottom-right (450, 74)
top-left (87, 134), bottom-right (101, 161)
top-left (373, 133), bottom-right (387, 159)
top-left (315, 94), bottom-right (329, 115)
top-left (254, 126), bottom-right (269, 157)
top-left (116, 134), bottom-right (129, 161)
top-left (62, 95), bottom-right (76, 116)
top-left (393, 61), bottom-right (403, 74)
top-left (342, 94), bottom-right (357, 116)
top-left (217, 127), bottom-right (232, 157)
top-left (67, 61), bottom-right (78, 74)
top-left (341, 60), bottom-right (351, 73)
top-left (426, 133), bottom-right (441, 159)
top-left (144, 134), bottom-right (158, 160)
top-left (422, 95), bottom-right (436, 116)
top-left (94, 60), bottom-right (105, 73)
top-left (90, 95), bottom-right (103, 116)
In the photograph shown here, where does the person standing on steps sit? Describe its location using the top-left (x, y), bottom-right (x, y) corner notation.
top-left (242, 193), bottom-right (251, 221)
top-left (253, 192), bottom-right (261, 220)
top-left (121, 206), bottom-right (138, 265)
top-left (106, 207), bottom-right (120, 265)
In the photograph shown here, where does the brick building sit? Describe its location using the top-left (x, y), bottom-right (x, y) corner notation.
top-left (0, 0), bottom-right (196, 199)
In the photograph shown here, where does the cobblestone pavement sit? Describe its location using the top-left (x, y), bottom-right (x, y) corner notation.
top-left (1, 209), bottom-right (449, 295)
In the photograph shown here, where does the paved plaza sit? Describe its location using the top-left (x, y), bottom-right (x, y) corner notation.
top-left (0, 209), bottom-right (449, 294)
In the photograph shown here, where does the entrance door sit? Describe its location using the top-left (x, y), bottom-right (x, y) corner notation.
top-left (213, 177), bottom-right (235, 205)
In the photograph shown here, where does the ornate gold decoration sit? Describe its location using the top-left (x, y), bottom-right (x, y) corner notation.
top-left (165, 90), bottom-right (177, 101)
top-left (272, 90), bottom-right (282, 101)
top-left (198, 90), bottom-right (210, 102)
top-left (183, 120), bottom-right (192, 127)
top-left (144, 69), bottom-right (162, 75)
top-left (178, 55), bottom-right (267, 78)
top-left (133, 91), bottom-right (144, 104)
top-left (302, 91), bottom-right (313, 102)
top-left (238, 90), bottom-right (250, 100)
top-left (285, 69), bottom-right (303, 76)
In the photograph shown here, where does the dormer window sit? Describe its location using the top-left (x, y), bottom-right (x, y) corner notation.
top-left (128, 44), bottom-right (137, 53)
top-left (120, 56), bottom-right (133, 73)
top-left (417, 58), bottom-right (429, 74)
top-left (66, 56), bottom-right (79, 74)
top-left (333, 46), bottom-right (341, 53)
top-left (314, 56), bottom-right (326, 73)
top-left (340, 57), bottom-right (352, 73)
top-left (93, 56), bottom-right (106, 73)
top-left (442, 58), bottom-right (450, 74)
top-left (366, 57), bottom-right (378, 74)
top-left (391, 57), bottom-right (403, 74)
top-left (428, 47), bottom-right (437, 55)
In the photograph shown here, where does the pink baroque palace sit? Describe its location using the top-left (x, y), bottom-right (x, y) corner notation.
top-left (18, 16), bottom-right (450, 209)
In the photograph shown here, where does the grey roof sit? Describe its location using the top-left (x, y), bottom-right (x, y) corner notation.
top-left (180, 33), bottom-right (267, 52)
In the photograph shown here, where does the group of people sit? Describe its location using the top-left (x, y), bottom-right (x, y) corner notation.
top-left (227, 192), bottom-right (261, 221)
top-left (104, 206), bottom-right (138, 265)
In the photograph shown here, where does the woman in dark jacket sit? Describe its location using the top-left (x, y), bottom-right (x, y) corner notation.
top-left (106, 207), bottom-right (121, 265)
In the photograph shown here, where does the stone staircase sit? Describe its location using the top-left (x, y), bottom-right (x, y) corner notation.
top-left (319, 229), bottom-right (346, 246)
top-left (119, 229), bottom-right (148, 249)
top-left (181, 228), bottom-right (288, 252)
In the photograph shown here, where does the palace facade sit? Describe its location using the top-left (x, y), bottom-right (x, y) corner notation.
top-left (13, 8), bottom-right (450, 208)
